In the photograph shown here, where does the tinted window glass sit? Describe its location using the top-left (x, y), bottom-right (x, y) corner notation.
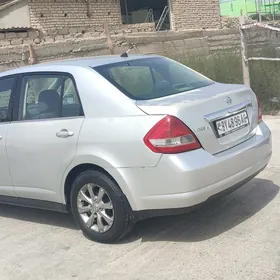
top-left (0, 77), bottom-right (15, 122)
top-left (19, 74), bottom-right (83, 120)
top-left (94, 57), bottom-right (213, 100)
top-left (62, 77), bottom-right (83, 117)
top-left (19, 75), bottom-right (62, 120)
top-left (110, 66), bottom-right (154, 97)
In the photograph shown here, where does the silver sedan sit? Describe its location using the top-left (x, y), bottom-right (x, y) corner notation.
top-left (0, 55), bottom-right (271, 243)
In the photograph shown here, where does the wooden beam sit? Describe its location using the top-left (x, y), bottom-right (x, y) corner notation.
top-left (103, 22), bottom-right (114, 55)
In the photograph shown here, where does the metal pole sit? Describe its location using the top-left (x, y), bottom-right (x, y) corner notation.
top-left (272, 0), bottom-right (275, 21)
top-left (239, 16), bottom-right (251, 86)
top-left (258, 0), bottom-right (262, 22)
top-left (124, 0), bottom-right (129, 24)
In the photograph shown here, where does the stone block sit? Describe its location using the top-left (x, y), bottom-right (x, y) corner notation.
top-left (83, 32), bottom-right (93, 38)
top-left (54, 35), bottom-right (64, 41)
top-left (46, 29), bottom-right (58, 36)
top-left (0, 39), bottom-right (11, 47)
top-left (5, 32), bottom-right (17, 39)
top-left (22, 38), bottom-right (34, 45)
top-left (91, 32), bottom-right (101, 37)
top-left (86, 27), bottom-right (98, 33)
top-left (34, 38), bottom-right (41, 44)
top-left (69, 28), bottom-right (78, 34)
top-left (58, 28), bottom-right (69, 35)
top-left (40, 30), bottom-right (48, 36)
top-left (74, 33), bottom-right (83, 39)
top-left (11, 39), bottom-right (23, 45)
top-left (28, 30), bottom-right (40, 39)
top-left (44, 36), bottom-right (55, 43)
top-left (16, 32), bottom-right (28, 38)
top-left (77, 27), bottom-right (87, 33)
top-left (0, 33), bottom-right (5, 40)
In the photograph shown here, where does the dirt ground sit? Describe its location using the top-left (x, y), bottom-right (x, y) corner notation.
top-left (0, 117), bottom-right (279, 280)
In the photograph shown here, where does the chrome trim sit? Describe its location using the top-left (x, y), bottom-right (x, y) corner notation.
top-left (10, 116), bottom-right (85, 124)
top-left (204, 101), bottom-right (252, 123)
top-left (56, 129), bottom-right (74, 138)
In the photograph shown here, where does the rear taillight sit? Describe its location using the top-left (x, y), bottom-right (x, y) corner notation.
top-left (257, 97), bottom-right (262, 122)
top-left (143, 115), bottom-right (201, 154)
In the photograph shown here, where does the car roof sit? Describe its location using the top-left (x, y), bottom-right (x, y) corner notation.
top-left (0, 54), bottom-right (161, 77)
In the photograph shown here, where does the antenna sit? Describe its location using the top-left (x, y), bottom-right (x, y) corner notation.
top-left (120, 43), bottom-right (140, 57)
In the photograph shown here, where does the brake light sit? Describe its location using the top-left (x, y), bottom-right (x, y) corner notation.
top-left (257, 97), bottom-right (262, 122)
top-left (144, 115), bottom-right (201, 154)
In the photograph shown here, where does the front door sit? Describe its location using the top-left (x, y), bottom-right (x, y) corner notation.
top-left (0, 76), bottom-right (17, 197)
top-left (6, 73), bottom-right (84, 203)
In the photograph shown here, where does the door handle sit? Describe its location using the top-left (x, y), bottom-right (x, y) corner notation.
top-left (56, 129), bottom-right (74, 138)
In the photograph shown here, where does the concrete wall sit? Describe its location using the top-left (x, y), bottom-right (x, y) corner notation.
top-left (0, 22), bottom-right (156, 50)
top-left (0, 28), bottom-right (243, 72)
top-left (28, 0), bottom-right (122, 31)
top-left (0, 0), bottom-right (30, 29)
top-left (169, 0), bottom-right (221, 30)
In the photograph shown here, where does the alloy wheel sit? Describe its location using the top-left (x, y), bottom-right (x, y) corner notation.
top-left (77, 183), bottom-right (114, 233)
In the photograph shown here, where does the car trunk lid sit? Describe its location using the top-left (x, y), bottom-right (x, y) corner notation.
top-left (136, 82), bottom-right (258, 155)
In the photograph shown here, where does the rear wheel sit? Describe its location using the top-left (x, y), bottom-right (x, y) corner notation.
top-left (70, 170), bottom-right (134, 243)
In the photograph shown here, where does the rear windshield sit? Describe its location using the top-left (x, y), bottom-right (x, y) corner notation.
top-left (93, 57), bottom-right (214, 100)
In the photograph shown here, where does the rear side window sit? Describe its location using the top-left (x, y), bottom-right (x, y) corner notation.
top-left (61, 77), bottom-right (82, 117)
top-left (0, 77), bottom-right (15, 122)
top-left (19, 74), bottom-right (83, 121)
top-left (94, 57), bottom-right (213, 100)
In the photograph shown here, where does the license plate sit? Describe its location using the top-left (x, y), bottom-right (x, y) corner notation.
top-left (215, 111), bottom-right (249, 138)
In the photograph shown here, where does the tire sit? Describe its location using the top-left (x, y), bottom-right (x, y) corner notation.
top-left (70, 170), bottom-right (135, 243)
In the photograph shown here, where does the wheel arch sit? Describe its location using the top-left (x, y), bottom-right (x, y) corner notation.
top-left (63, 162), bottom-right (136, 211)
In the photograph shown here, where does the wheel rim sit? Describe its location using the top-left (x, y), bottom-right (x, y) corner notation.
top-left (77, 183), bottom-right (114, 233)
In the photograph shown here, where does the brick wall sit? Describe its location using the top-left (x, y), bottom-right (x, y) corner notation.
top-left (170, 0), bottom-right (221, 30)
top-left (28, 0), bottom-right (221, 32)
top-left (28, 0), bottom-right (122, 31)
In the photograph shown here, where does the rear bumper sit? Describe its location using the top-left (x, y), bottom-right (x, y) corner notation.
top-left (117, 121), bottom-right (272, 213)
top-left (133, 166), bottom-right (266, 220)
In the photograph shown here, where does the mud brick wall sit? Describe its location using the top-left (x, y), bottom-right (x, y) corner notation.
top-left (28, 0), bottom-right (122, 31)
top-left (170, 0), bottom-right (221, 30)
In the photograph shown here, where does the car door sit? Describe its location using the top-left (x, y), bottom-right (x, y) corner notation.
top-left (0, 76), bottom-right (17, 197)
top-left (6, 72), bottom-right (84, 203)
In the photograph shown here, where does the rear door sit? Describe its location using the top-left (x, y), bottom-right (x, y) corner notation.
top-left (6, 73), bottom-right (84, 203)
top-left (0, 76), bottom-right (17, 197)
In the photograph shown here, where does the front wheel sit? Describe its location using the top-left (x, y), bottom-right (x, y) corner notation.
top-left (70, 170), bottom-right (134, 243)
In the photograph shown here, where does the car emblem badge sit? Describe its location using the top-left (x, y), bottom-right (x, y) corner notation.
top-left (225, 97), bottom-right (232, 105)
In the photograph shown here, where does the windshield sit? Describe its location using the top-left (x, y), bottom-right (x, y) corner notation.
top-left (93, 57), bottom-right (214, 100)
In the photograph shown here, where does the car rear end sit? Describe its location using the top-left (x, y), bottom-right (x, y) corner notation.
top-left (93, 56), bottom-right (272, 215)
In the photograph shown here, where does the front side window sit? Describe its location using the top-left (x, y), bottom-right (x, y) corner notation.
top-left (0, 77), bottom-right (15, 122)
top-left (19, 74), bottom-right (83, 121)
top-left (94, 57), bottom-right (214, 100)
